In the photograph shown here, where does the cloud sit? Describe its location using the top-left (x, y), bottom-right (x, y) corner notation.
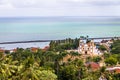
top-left (8, 0), bottom-right (58, 8)
top-left (0, 4), bottom-right (13, 9)
top-left (0, 0), bottom-right (120, 9)
top-left (88, 0), bottom-right (120, 6)
top-left (0, 0), bottom-right (120, 17)
top-left (0, 0), bottom-right (14, 9)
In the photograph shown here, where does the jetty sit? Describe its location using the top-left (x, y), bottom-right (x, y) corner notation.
top-left (0, 36), bottom-right (119, 44)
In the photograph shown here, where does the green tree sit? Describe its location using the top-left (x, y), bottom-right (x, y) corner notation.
top-left (99, 45), bottom-right (107, 51)
top-left (59, 65), bottom-right (77, 80)
top-left (93, 56), bottom-right (102, 63)
top-left (111, 40), bottom-right (120, 54)
top-left (105, 57), bottom-right (117, 66)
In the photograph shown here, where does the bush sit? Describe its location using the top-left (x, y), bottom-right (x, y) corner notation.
top-left (105, 57), bottom-right (117, 66)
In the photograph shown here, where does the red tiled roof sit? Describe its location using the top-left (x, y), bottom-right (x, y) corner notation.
top-left (101, 40), bottom-right (108, 43)
top-left (31, 47), bottom-right (39, 52)
top-left (86, 62), bottom-right (100, 70)
top-left (0, 49), bottom-right (4, 53)
top-left (115, 69), bottom-right (120, 73)
top-left (42, 46), bottom-right (49, 51)
top-left (13, 49), bottom-right (17, 52)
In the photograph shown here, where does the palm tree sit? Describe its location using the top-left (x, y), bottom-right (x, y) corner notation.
top-left (0, 55), bottom-right (18, 80)
top-left (19, 56), bottom-right (57, 80)
top-left (19, 66), bottom-right (40, 80)
top-left (44, 51), bottom-right (56, 62)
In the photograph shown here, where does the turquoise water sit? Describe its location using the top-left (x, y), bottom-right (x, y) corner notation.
top-left (0, 21), bottom-right (120, 42)
top-left (0, 17), bottom-right (120, 49)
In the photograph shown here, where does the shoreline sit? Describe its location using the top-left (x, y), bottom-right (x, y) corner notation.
top-left (0, 36), bottom-right (119, 50)
top-left (0, 42), bottom-right (50, 50)
top-left (0, 36), bottom-right (119, 44)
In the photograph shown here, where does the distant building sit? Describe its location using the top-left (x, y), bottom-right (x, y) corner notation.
top-left (101, 39), bottom-right (113, 44)
top-left (106, 67), bottom-right (120, 74)
top-left (100, 39), bottom-right (113, 52)
top-left (30, 47), bottom-right (39, 53)
top-left (78, 40), bottom-right (101, 56)
top-left (0, 47), bottom-right (5, 53)
top-left (0, 49), bottom-right (5, 53)
top-left (10, 49), bottom-right (17, 53)
top-left (42, 46), bottom-right (49, 51)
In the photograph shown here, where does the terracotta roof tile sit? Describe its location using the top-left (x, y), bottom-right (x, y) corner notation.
top-left (31, 47), bottom-right (39, 52)
top-left (0, 49), bottom-right (4, 53)
top-left (86, 62), bottom-right (100, 71)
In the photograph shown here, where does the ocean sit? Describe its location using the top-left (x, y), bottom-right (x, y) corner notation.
top-left (0, 17), bottom-right (120, 50)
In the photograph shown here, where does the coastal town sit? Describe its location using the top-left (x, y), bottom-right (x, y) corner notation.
top-left (0, 0), bottom-right (120, 79)
top-left (0, 36), bottom-right (120, 80)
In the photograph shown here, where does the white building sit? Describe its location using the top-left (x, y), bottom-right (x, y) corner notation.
top-left (78, 40), bottom-right (101, 56)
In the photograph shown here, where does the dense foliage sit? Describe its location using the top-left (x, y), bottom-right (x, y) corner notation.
top-left (0, 39), bottom-right (120, 80)
top-left (111, 40), bottom-right (120, 54)
top-left (99, 45), bottom-right (107, 51)
top-left (49, 38), bottom-right (80, 51)
top-left (0, 49), bottom-right (58, 80)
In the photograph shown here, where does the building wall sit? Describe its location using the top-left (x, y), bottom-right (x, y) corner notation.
top-left (78, 40), bottom-right (99, 56)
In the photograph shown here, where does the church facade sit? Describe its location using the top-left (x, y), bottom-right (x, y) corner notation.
top-left (78, 40), bottom-right (100, 56)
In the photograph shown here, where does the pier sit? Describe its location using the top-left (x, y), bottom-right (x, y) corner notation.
top-left (0, 36), bottom-right (119, 44)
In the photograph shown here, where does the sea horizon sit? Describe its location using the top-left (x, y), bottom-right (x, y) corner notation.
top-left (0, 16), bottom-right (120, 49)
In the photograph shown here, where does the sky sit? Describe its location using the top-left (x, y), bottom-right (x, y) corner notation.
top-left (0, 0), bottom-right (120, 17)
